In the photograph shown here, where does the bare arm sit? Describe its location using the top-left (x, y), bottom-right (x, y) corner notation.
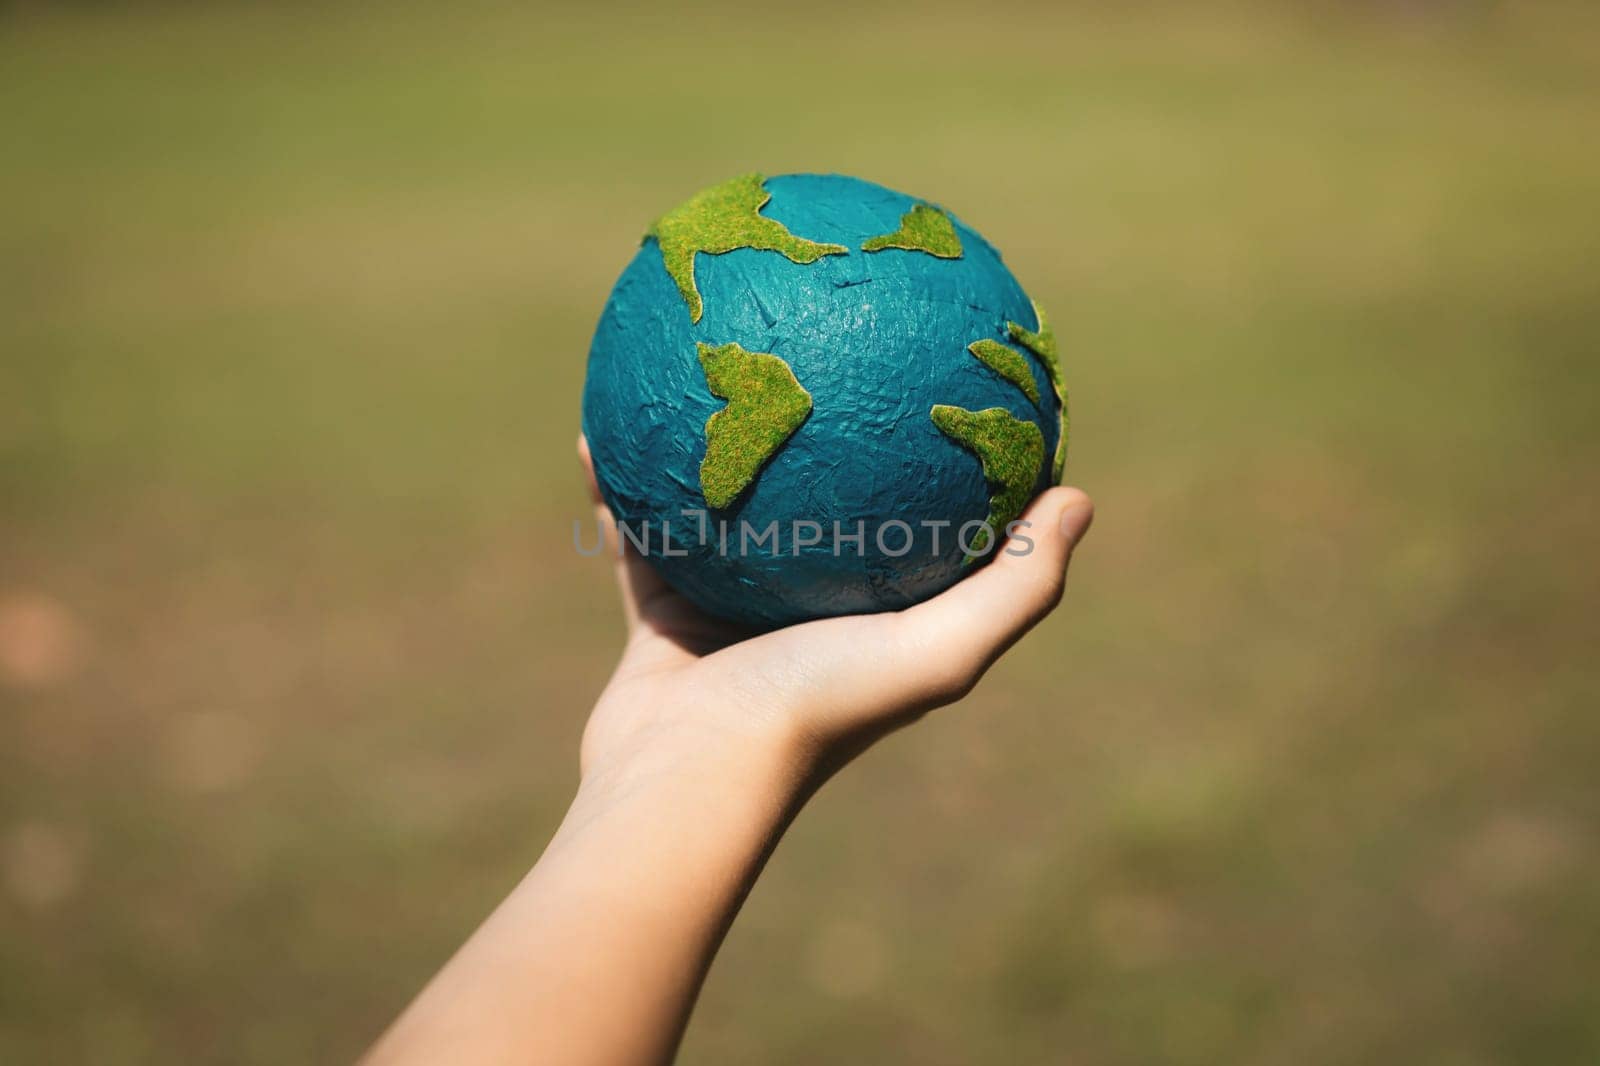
top-left (363, 441), bottom-right (1094, 1065)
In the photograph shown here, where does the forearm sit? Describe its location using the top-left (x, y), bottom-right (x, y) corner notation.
top-left (365, 478), bottom-right (1092, 1065)
top-left (366, 724), bottom-right (808, 1066)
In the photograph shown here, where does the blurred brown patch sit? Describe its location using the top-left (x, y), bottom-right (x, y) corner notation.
top-left (2, 821), bottom-right (87, 910)
top-left (0, 595), bottom-right (84, 689)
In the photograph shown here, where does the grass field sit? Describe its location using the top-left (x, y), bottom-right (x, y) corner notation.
top-left (3, 2), bottom-right (1599, 1062)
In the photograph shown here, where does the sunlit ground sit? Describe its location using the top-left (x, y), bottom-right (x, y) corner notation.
top-left (3, 2), bottom-right (1599, 1062)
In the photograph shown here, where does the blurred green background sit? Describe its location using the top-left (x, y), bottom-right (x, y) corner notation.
top-left (3, 1), bottom-right (1598, 1062)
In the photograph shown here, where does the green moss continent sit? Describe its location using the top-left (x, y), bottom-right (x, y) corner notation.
top-left (967, 338), bottom-right (1040, 404)
top-left (861, 203), bottom-right (962, 258)
top-left (648, 174), bottom-right (847, 324)
top-left (698, 342), bottom-right (813, 510)
top-left (1006, 302), bottom-right (1068, 483)
top-left (929, 404), bottom-right (1044, 559)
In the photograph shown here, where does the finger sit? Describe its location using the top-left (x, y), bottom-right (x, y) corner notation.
top-left (717, 488), bottom-right (1093, 744)
top-left (577, 436), bottom-right (744, 668)
top-left (890, 486), bottom-right (1094, 703)
top-left (577, 435), bottom-right (676, 631)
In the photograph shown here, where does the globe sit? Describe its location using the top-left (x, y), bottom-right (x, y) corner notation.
top-left (582, 173), bottom-right (1067, 629)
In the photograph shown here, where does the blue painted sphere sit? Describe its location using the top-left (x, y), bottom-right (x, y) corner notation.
top-left (582, 174), bottom-right (1060, 628)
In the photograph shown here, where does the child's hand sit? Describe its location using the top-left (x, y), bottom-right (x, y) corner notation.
top-left (578, 436), bottom-right (1095, 789)
top-left (364, 443), bottom-right (1093, 1066)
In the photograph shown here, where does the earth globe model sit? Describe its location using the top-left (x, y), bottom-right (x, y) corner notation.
top-left (581, 173), bottom-right (1067, 629)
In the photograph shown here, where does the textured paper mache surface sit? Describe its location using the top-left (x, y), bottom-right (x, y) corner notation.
top-left (582, 173), bottom-right (1066, 628)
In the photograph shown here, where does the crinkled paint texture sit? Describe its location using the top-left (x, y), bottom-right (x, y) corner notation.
top-left (582, 173), bottom-right (1059, 628)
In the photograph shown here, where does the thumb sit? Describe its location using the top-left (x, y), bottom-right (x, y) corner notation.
top-left (890, 487), bottom-right (1094, 705)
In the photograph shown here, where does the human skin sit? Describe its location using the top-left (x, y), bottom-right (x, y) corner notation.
top-left (362, 438), bottom-right (1094, 1066)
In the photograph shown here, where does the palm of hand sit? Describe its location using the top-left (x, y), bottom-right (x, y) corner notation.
top-left (577, 438), bottom-right (1093, 782)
